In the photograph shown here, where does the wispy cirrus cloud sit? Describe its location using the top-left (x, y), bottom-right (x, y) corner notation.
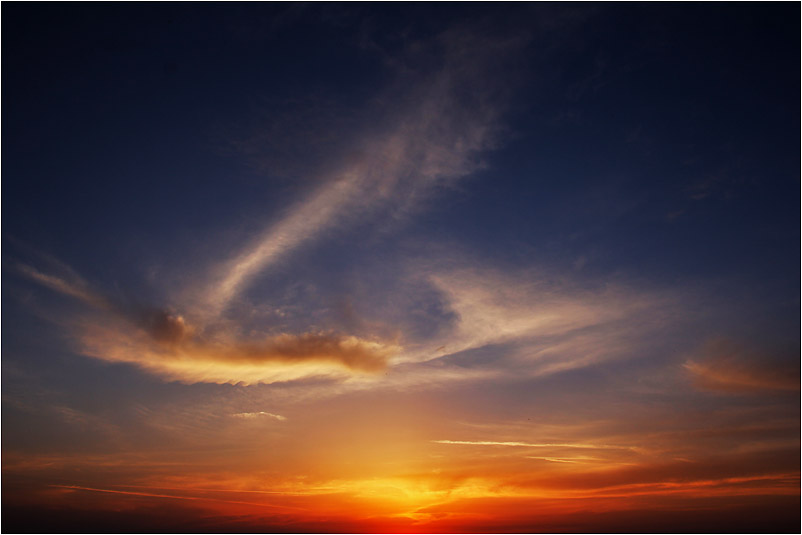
top-left (389, 262), bottom-right (679, 382)
top-left (17, 262), bottom-right (193, 345)
top-left (683, 339), bottom-right (799, 394)
top-left (198, 28), bottom-right (526, 317)
top-left (17, 263), bottom-right (110, 311)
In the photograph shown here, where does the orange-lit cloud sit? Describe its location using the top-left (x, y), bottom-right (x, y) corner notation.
top-left (231, 411), bottom-right (287, 421)
top-left (432, 440), bottom-right (632, 450)
top-left (80, 324), bottom-right (395, 385)
top-left (19, 262), bottom-right (395, 384)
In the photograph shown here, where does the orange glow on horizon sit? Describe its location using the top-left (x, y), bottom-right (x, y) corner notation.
top-left (6, 440), bottom-right (798, 532)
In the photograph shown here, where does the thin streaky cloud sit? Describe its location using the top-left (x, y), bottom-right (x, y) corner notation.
top-left (527, 457), bottom-right (580, 464)
top-left (432, 440), bottom-right (633, 450)
top-left (108, 484), bottom-right (320, 496)
top-left (49, 485), bottom-right (306, 511)
top-left (683, 341), bottom-right (800, 394)
top-left (204, 175), bottom-right (361, 317)
top-left (231, 411), bottom-right (287, 421)
top-left (526, 456), bottom-right (606, 464)
top-left (17, 264), bottom-right (109, 310)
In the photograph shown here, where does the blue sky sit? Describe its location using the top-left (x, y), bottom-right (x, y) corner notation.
top-left (2, 4), bottom-right (799, 532)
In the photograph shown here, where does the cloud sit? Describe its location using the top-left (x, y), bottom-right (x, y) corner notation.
top-left (18, 263), bottom-right (194, 347)
top-left (16, 248), bottom-right (676, 389)
top-left (198, 27), bottom-right (526, 317)
top-left (393, 264), bottom-right (675, 378)
top-left (526, 456), bottom-right (599, 464)
top-left (17, 264), bottom-right (110, 310)
top-left (11, 27), bottom-right (532, 387)
top-left (79, 323), bottom-right (395, 385)
top-left (432, 440), bottom-right (632, 450)
top-left (508, 447), bottom-right (801, 494)
top-left (11, 14), bottom-right (672, 389)
top-left (19, 261), bottom-right (396, 385)
top-left (684, 339), bottom-right (800, 394)
top-left (231, 412), bottom-right (287, 421)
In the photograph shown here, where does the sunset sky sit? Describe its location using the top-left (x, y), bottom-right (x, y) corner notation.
top-left (2, 3), bottom-right (799, 533)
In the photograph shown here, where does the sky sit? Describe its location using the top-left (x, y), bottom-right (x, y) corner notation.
top-left (2, 3), bottom-right (800, 533)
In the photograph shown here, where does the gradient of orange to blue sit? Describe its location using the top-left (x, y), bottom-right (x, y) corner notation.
top-left (3, 4), bottom-right (800, 533)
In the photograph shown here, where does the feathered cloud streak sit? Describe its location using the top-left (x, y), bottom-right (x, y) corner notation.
top-left (199, 28), bottom-right (524, 317)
